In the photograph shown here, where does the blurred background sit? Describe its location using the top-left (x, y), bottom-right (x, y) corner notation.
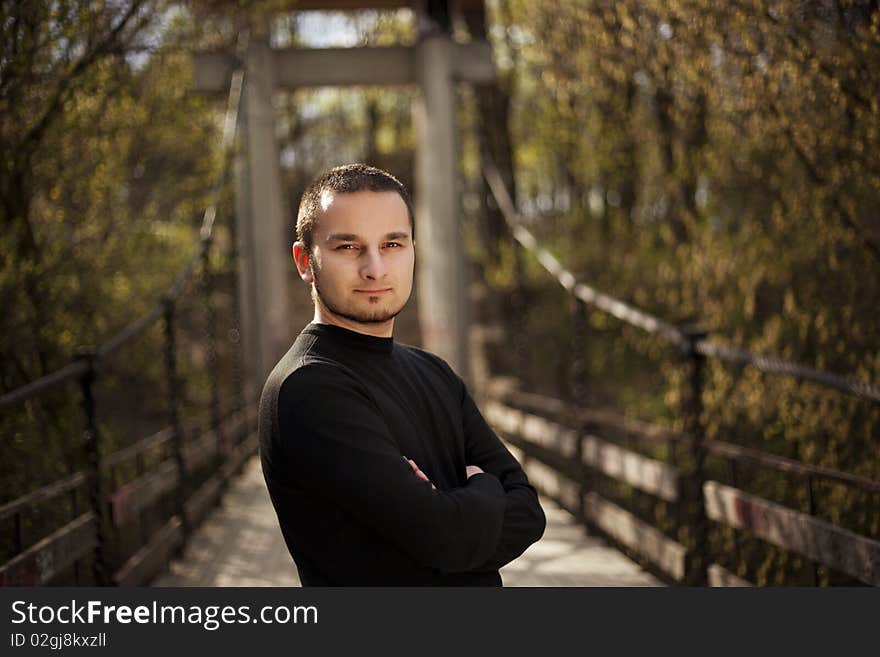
top-left (1, 0), bottom-right (878, 587)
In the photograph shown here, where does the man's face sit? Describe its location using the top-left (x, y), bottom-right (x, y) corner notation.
top-left (293, 190), bottom-right (414, 331)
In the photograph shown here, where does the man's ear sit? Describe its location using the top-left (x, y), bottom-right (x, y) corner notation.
top-left (292, 242), bottom-right (314, 284)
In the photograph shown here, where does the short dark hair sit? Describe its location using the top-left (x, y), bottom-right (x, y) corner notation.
top-left (295, 163), bottom-right (414, 252)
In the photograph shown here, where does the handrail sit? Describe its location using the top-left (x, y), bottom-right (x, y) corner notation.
top-left (484, 164), bottom-right (685, 346)
top-left (0, 65), bottom-right (245, 412)
top-left (496, 388), bottom-right (880, 495)
top-left (492, 389), bottom-right (880, 586)
top-left (482, 160), bottom-right (880, 403)
top-left (0, 42), bottom-right (249, 587)
top-left (0, 360), bottom-right (89, 409)
top-left (694, 340), bottom-right (880, 401)
top-left (0, 402), bottom-right (259, 587)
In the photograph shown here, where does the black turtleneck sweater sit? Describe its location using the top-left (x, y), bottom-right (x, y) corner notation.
top-left (258, 322), bottom-right (546, 586)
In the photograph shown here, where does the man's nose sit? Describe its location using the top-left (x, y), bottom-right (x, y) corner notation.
top-left (360, 247), bottom-right (387, 280)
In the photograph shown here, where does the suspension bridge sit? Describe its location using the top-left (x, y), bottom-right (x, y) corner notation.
top-left (1, 0), bottom-right (878, 588)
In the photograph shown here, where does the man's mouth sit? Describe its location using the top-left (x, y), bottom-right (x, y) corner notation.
top-left (355, 288), bottom-right (392, 294)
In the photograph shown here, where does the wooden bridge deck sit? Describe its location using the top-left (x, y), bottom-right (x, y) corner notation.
top-left (153, 455), bottom-right (662, 587)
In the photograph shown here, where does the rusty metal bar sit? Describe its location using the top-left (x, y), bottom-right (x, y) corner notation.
top-left (162, 297), bottom-right (189, 539)
top-left (70, 487), bottom-right (81, 585)
top-left (695, 340), bottom-right (880, 403)
top-left (201, 244), bottom-right (224, 480)
top-left (14, 512), bottom-right (23, 555)
top-left (681, 327), bottom-right (710, 586)
top-left (0, 360), bottom-right (89, 410)
top-left (806, 476), bottom-right (820, 585)
top-left (501, 388), bottom-right (880, 495)
top-left (727, 459), bottom-right (744, 577)
top-left (75, 348), bottom-right (108, 585)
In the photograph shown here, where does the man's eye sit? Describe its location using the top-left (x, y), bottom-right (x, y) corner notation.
top-left (384, 242), bottom-right (402, 248)
top-left (336, 244), bottom-right (358, 251)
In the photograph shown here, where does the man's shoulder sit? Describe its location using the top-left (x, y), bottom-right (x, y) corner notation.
top-left (265, 352), bottom-right (360, 402)
top-left (394, 342), bottom-right (462, 387)
top-left (396, 341), bottom-right (442, 366)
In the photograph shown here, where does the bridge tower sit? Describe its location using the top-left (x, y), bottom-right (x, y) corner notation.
top-left (193, 0), bottom-right (495, 403)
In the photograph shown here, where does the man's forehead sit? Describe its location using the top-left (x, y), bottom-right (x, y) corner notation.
top-left (315, 189), bottom-right (410, 236)
top-left (319, 188), bottom-right (404, 210)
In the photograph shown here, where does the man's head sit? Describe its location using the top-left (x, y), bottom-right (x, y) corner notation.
top-left (292, 164), bottom-right (416, 336)
top-left (295, 163), bottom-right (414, 254)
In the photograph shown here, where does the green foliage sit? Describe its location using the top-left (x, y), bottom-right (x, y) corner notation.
top-left (476, 0), bottom-right (879, 584)
top-left (0, 2), bottom-right (230, 505)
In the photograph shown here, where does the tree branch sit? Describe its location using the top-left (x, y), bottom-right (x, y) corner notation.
top-left (17, 0), bottom-right (151, 155)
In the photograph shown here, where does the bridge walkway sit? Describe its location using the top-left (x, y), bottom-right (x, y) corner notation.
top-left (153, 455), bottom-right (662, 587)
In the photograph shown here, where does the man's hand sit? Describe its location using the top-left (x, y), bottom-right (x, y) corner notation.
top-left (405, 457), bottom-right (483, 486)
top-left (466, 465), bottom-right (484, 479)
top-left (404, 457), bottom-right (436, 490)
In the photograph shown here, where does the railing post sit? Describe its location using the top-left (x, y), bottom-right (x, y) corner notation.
top-left (201, 242), bottom-right (225, 471)
top-left (727, 459), bottom-right (744, 577)
top-left (70, 487), bottom-right (80, 585)
top-left (135, 452), bottom-right (147, 548)
top-left (568, 295), bottom-right (590, 406)
top-left (681, 325), bottom-right (709, 586)
top-left (75, 348), bottom-right (108, 585)
top-left (227, 209), bottom-right (247, 424)
top-left (511, 247), bottom-right (528, 384)
top-left (568, 295), bottom-right (591, 522)
top-left (806, 476), bottom-right (819, 585)
top-left (162, 297), bottom-right (189, 539)
top-left (13, 512), bottom-right (23, 558)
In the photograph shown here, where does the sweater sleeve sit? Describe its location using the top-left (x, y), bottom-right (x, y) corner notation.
top-left (272, 363), bottom-right (507, 574)
top-left (460, 387), bottom-right (547, 572)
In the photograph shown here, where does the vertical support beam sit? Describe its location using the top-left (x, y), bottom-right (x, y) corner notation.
top-left (162, 297), bottom-right (188, 539)
top-left (236, 25), bottom-right (293, 401)
top-left (201, 242), bottom-right (225, 482)
top-left (681, 325), bottom-right (709, 586)
top-left (806, 476), bottom-right (820, 585)
top-left (231, 127), bottom-right (254, 414)
top-left (234, 82), bottom-right (262, 407)
top-left (569, 296), bottom-right (590, 522)
top-left (76, 348), bottom-right (108, 586)
top-left (413, 10), bottom-right (469, 378)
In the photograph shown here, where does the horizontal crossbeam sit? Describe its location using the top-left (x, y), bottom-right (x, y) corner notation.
top-left (194, 42), bottom-right (494, 92)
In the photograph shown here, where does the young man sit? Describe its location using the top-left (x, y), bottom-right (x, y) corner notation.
top-left (258, 163), bottom-right (545, 586)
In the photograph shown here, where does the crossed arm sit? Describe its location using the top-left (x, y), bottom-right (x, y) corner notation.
top-left (408, 387), bottom-right (546, 572)
top-left (271, 363), bottom-right (545, 576)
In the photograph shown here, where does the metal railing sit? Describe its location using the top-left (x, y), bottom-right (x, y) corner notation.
top-left (482, 161), bottom-right (880, 404)
top-left (481, 160), bottom-right (880, 586)
top-left (0, 67), bottom-right (248, 587)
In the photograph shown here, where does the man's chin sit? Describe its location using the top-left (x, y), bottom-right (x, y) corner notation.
top-left (328, 301), bottom-right (406, 325)
top-left (351, 315), bottom-right (397, 325)
top-left (312, 283), bottom-right (408, 326)
top-left (347, 306), bottom-right (404, 324)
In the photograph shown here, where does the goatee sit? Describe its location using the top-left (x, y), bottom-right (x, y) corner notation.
top-left (312, 274), bottom-right (405, 325)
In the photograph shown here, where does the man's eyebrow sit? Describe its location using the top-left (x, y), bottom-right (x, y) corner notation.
top-left (324, 231), bottom-right (411, 242)
top-left (325, 233), bottom-right (360, 242)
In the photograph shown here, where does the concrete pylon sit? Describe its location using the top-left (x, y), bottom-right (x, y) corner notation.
top-left (235, 29), bottom-right (293, 403)
top-left (413, 30), bottom-right (469, 380)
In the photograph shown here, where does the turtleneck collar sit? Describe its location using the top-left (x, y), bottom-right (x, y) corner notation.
top-left (303, 322), bottom-right (395, 354)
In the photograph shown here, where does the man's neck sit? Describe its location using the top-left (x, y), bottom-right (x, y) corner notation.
top-left (312, 307), bottom-right (394, 338)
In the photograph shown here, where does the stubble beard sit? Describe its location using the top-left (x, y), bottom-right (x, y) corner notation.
top-left (312, 267), bottom-right (407, 325)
